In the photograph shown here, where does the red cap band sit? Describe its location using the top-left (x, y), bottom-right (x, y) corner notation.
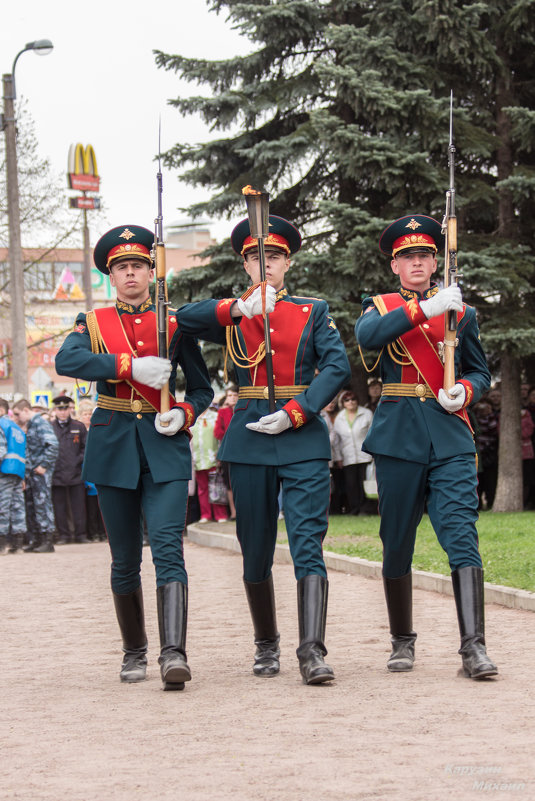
top-left (241, 233), bottom-right (290, 256)
top-left (107, 243), bottom-right (152, 268)
top-left (392, 233), bottom-right (437, 256)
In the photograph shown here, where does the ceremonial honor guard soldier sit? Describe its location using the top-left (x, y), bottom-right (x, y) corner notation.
top-left (355, 215), bottom-right (498, 679)
top-left (55, 225), bottom-right (214, 690)
top-left (178, 215), bottom-right (351, 684)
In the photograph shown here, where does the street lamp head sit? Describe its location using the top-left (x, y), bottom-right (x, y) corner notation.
top-left (25, 40), bottom-right (54, 56)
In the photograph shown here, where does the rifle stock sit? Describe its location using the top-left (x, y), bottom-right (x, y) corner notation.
top-left (156, 240), bottom-right (170, 416)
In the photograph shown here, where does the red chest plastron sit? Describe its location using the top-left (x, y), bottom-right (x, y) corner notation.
top-left (239, 300), bottom-right (313, 385)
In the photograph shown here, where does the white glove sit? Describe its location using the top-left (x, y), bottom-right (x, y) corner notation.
top-left (132, 356), bottom-right (172, 389)
top-left (246, 410), bottom-right (292, 435)
top-left (438, 384), bottom-right (466, 413)
top-left (236, 284), bottom-right (276, 319)
top-left (155, 408), bottom-right (185, 436)
top-left (420, 286), bottom-right (463, 319)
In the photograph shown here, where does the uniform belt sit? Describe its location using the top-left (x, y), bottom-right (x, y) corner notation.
top-left (381, 383), bottom-right (435, 399)
top-left (97, 395), bottom-right (156, 414)
top-left (238, 385), bottom-right (309, 399)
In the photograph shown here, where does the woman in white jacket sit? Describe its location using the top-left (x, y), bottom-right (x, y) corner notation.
top-left (333, 391), bottom-right (374, 514)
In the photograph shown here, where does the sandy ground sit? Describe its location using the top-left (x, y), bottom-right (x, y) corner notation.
top-left (1, 535), bottom-right (533, 801)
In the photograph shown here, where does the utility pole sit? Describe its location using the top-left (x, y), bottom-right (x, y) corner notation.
top-left (2, 73), bottom-right (28, 398)
top-left (1, 40), bottom-right (53, 399)
top-left (82, 207), bottom-right (93, 309)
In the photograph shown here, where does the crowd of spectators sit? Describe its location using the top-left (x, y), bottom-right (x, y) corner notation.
top-left (0, 393), bottom-right (104, 554)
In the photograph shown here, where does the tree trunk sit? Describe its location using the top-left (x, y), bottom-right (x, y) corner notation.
top-left (492, 350), bottom-right (523, 512)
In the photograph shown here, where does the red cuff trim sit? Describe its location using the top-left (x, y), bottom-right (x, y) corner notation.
top-left (458, 380), bottom-right (474, 408)
top-left (216, 298), bottom-right (236, 326)
top-left (403, 297), bottom-right (428, 327)
top-left (283, 399), bottom-right (307, 429)
top-left (176, 402), bottom-right (195, 430)
top-left (116, 353), bottom-right (132, 380)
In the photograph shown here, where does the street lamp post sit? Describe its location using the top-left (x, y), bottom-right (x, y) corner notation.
top-left (1, 40), bottom-right (53, 399)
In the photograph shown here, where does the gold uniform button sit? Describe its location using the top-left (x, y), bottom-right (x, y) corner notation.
top-left (137, 340), bottom-right (144, 347)
top-left (170, 317), bottom-right (176, 323)
top-left (136, 413), bottom-right (142, 420)
top-left (303, 306), bottom-right (309, 312)
top-left (423, 323), bottom-right (430, 329)
top-left (134, 318), bottom-right (142, 324)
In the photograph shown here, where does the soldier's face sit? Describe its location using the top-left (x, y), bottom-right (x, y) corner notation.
top-left (109, 258), bottom-right (154, 303)
top-left (244, 249), bottom-right (290, 291)
top-left (391, 251), bottom-right (437, 291)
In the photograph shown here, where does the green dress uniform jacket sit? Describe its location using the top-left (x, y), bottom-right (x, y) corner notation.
top-left (55, 301), bottom-right (213, 489)
top-left (355, 287), bottom-right (490, 462)
top-left (177, 289), bottom-right (351, 463)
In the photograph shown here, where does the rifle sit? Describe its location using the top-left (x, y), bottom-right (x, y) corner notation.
top-left (242, 185), bottom-right (276, 413)
top-left (441, 91), bottom-right (459, 394)
top-left (154, 121), bottom-right (170, 422)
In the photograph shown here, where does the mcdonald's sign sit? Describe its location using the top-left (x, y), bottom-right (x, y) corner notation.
top-left (68, 143), bottom-right (100, 192)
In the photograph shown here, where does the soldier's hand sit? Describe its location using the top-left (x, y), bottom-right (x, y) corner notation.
top-left (235, 283), bottom-right (276, 319)
top-left (154, 408), bottom-right (185, 436)
top-left (438, 384), bottom-right (466, 413)
top-left (246, 410), bottom-right (292, 435)
top-left (132, 356), bottom-right (172, 389)
top-left (33, 465), bottom-right (46, 476)
top-left (420, 286), bottom-right (463, 319)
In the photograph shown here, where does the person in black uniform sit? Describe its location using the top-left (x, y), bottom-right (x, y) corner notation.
top-left (51, 395), bottom-right (88, 544)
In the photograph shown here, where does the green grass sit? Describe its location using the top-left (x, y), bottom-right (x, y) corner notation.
top-left (278, 511), bottom-right (535, 592)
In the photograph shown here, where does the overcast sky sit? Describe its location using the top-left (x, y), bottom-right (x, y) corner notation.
top-left (2, 0), bottom-right (250, 245)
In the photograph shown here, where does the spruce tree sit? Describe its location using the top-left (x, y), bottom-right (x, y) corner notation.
top-left (156, 0), bottom-right (535, 510)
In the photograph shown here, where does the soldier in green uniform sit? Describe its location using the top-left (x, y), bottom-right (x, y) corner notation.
top-left (55, 225), bottom-right (216, 690)
top-left (355, 215), bottom-right (497, 680)
top-left (177, 216), bottom-right (351, 684)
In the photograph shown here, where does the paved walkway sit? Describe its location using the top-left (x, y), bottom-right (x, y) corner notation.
top-left (1, 535), bottom-right (533, 801)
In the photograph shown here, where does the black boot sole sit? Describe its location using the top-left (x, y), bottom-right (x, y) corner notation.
top-left (253, 667), bottom-right (280, 677)
top-left (302, 670), bottom-right (335, 685)
top-left (463, 665), bottom-right (499, 679)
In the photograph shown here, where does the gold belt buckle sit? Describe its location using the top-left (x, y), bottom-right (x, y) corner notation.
top-left (414, 383), bottom-right (427, 399)
top-left (131, 399), bottom-right (143, 413)
top-left (263, 386), bottom-right (269, 399)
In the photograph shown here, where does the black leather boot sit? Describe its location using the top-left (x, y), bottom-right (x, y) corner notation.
top-left (33, 532), bottom-right (55, 553)
top-left (243, 576), bottom-right (280, 677)
top-left (451, 566), bottom-right (498, 679)
top-left (296, 574), bottom-right (335, 684)
top-left (383, 573), bottom-right (417, 672)
top-left (112, 586), bottom-right (148, 683)
top-left (157, 581), bottom-right (191, 691)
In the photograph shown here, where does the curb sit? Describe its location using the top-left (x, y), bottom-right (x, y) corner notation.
top-left (187, 524), bottom-right (535, 613)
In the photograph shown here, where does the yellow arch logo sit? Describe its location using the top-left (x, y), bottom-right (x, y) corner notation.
top-left (68, 143), bottom-right (99, 176)
top-left (67, 143), bottom-right (100, 191)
